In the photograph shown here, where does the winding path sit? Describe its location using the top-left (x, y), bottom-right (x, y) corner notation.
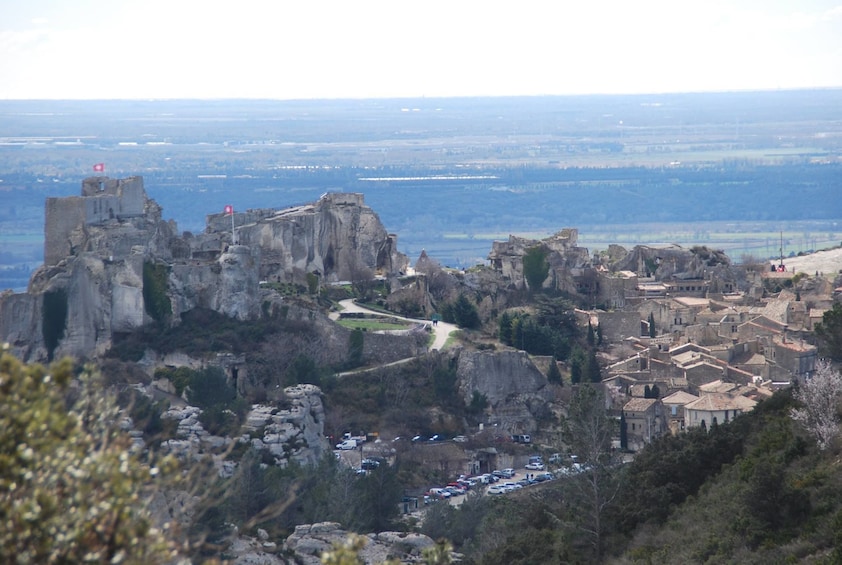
top-left (329, 299), bottom-right (457, 352)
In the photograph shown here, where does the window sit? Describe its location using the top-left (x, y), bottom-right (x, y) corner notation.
top-left (671, 405), bottom-right (677, 416)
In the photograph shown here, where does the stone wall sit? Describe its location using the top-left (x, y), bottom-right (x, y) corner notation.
top-left (598, 311), bottom-right (643, 343)
top-left (44, 197), bottom-right (86, 267)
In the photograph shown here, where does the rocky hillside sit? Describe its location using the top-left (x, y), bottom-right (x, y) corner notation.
top-left (0, 176), bottom-right (407, 363)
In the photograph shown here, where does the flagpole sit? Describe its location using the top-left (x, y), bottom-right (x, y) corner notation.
top-left (231, 211), bottom-right (236, 245)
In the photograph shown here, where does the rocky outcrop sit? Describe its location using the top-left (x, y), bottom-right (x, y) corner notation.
top-left (0, 177), bottom-right (408, 362)
top-left (209, 193), bottom-right (408, 285)
top-left (159, 384), bottom-right (328, 471)
top-left (456, 349), bottom-right (553, 433)
top-left (284, 522), bottom-right (437, 564)
top-left (241, 385), bottom-right (329, 467)
top-left (487, 229), bottom-right (590, 292)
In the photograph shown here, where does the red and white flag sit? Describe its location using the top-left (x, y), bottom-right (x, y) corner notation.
top-left (224, 204), bottom-right (234, 215)
top-left (93, 163), bottom-right (105, 172)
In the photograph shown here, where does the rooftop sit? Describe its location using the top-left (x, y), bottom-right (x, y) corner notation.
top-left (623, 397), bottom-right (659, 412)
top-left (661, 390), bottom-right (700, 405)
top-left (685, 392), bottom-right (757, 412)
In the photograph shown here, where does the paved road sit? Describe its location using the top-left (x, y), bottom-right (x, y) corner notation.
top-left (330, 299), bottom-right (457, 352)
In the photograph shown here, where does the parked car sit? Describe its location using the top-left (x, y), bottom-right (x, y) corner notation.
top-left (499, 468), bottom-right (516, 478)
top-left (548, 453), bottom-right (563, 464)
top-left (428, 488), bottom-right (451, 499)
top-left (335, 439), bottom-right (357, 450)
top-left (535, 472), bottom-right (554, 482)
top-left (445, 486), bottom-right (466, 496)
top-left (487, 485), bottom-right (505, 495)
top-left (452, 435), bottom-right (468, 443)
top-left (525, 462), bottom-right (544, 471)
top-left (361, 458), bottom-right (380, 470)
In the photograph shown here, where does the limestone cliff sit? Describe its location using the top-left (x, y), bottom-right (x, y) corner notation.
top-left (456, 349), bottom-right (553, 434)
top-left (0, 177), bottom-right (408, 362)
top-left (206, 193), bottom-right (408, 284)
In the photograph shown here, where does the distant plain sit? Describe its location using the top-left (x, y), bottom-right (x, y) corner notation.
top-left (1, 90), bottom-right (841, 291)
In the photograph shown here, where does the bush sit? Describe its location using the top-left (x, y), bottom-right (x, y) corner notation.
top-left (41, 288), bottom-right (68, 361)
top-left (142, 261), bottom-right (171, 323)
top-left (0, 352), bottom-right (183, 562)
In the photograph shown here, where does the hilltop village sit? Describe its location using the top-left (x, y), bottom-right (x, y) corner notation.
top-left (2, 175), bottom-right (841, 562)
top-left (1, 176), bottom-right (837, 446)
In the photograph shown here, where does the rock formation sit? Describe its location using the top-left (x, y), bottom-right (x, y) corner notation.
top-left (487, 229), bottom-right (591, 292)
top-left (160, 384), bottom-right (329, 471)
top-left (284, 522), bottom-right (437, 564)
top-left (456, 349), bottom-right (553, 433)
top-left (0, 176), bottom-right (408, 363)
top-left (207, 192), bottom-right (408, 284)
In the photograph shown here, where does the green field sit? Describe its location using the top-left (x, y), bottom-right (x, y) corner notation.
top-left (336, 318), bottom-right (414, 331)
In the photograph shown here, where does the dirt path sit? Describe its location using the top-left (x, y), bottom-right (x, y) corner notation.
top-left (331, 299), bottom-right (457, 351)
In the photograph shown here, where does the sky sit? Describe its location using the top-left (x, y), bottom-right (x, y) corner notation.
top-left (1, 0), bottom-right (841, 100)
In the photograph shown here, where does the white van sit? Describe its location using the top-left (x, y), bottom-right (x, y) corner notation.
top-left (336, 439), bottom-right (357, 450)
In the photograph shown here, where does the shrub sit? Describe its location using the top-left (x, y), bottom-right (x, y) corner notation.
top-left (41, 288), bottom-right (68, 361)
top-left (143, 261), bottom-right (171, 323)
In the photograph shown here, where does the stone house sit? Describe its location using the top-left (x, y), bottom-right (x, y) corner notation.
top-left (684, 393), bottom-right (757, 430)
top-left (661, 390), bottom-right (699, 433)
top-left (767, 335), bottom-right (818, 383)
top-left (622, 397), bottom-right (665, 450)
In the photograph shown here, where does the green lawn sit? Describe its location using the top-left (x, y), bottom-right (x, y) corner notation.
top-left (336, 318), bottom-right (414, 331)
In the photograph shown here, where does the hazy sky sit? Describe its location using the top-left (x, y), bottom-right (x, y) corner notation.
top-left (2, 0), bottom-right (841, 100)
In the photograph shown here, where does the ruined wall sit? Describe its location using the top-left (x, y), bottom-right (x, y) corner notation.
top-left (44, 197), bottom-right (86, 267)
top-left (598, 311), bottom-right (643, 343)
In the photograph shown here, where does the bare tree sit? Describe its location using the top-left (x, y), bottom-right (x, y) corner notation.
top-left (348, 258), bottom-right (376, 301)
top-left (791, 360), bottom-right (842, 450)
top-left (562, 384), bottom-right (619, 560)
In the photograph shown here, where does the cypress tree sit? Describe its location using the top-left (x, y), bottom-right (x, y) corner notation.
top-left (571, 357), bottom-right (582, 384)
top-left (619, 411), bottom-right (628, 451)
top-left (499, 311), bottom-right (512, 345)
top-left (587, 349), bottom-right (601, 383)
top-left (547, 356), bottom-right (562, 385)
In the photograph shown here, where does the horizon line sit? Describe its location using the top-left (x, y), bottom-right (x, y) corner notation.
top-left (2, 86), bottom-right (842, 104)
